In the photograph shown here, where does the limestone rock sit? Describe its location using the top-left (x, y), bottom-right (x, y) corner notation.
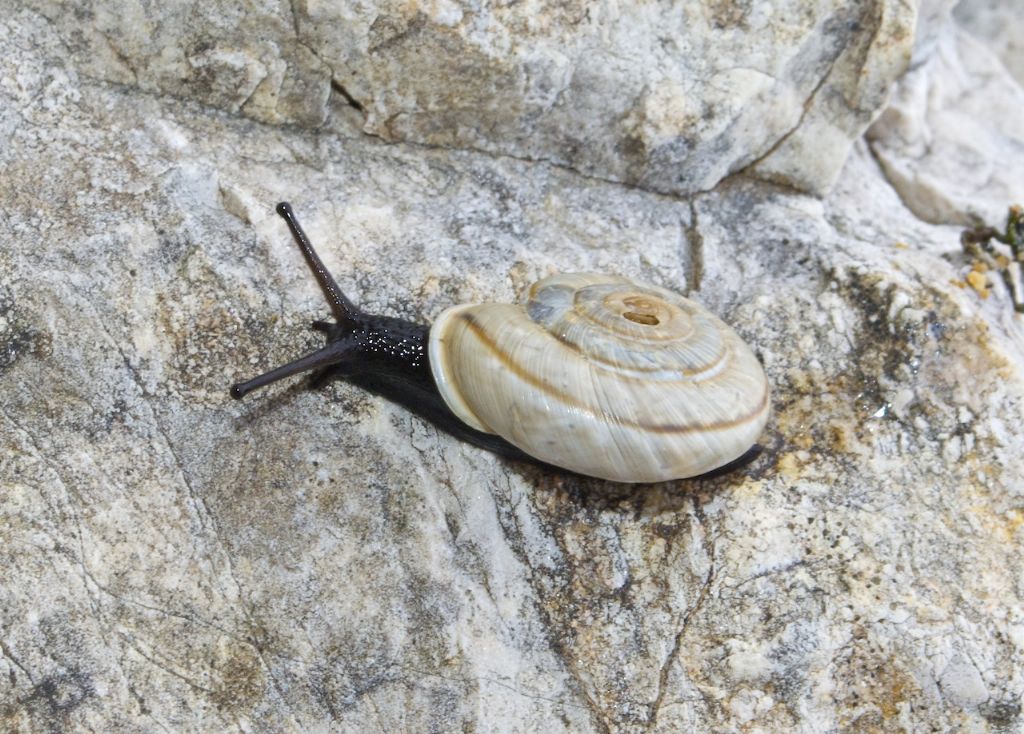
top-left (1, 3), bottom-right (1023, 733)
top-left (867, 27), bottom-right (1024, 226)
top-left (954, 0), bottom-right (1024, 85)
top-left (27, 0), bottom-right (915, 196)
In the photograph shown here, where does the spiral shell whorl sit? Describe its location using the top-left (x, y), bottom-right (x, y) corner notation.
top-left (526, 274), bottom-right (731, 380)
top-left (428, 273), bottom-right (769, 482)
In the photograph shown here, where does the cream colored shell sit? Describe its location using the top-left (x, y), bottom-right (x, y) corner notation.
top-left (428, 273), bottom-right (769, 483)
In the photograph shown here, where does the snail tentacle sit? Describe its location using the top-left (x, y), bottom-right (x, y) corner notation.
top-left (230, 334), bottom-right (362, 399)
top-left (276, 201), bottom-right (361, 326)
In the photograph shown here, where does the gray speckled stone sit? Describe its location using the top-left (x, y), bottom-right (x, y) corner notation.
top-left (2, 3), bottom-right (1023, 733)
top-left (954, 0), bottom-right (1024, 85)
top-left (24, 0), bottom-right (915, 197)
top-left (867, 26), bottom-right (1024, 226)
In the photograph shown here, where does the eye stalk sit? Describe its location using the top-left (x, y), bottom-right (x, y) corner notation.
top-left (229, 333), bottom-right (361, 399)
top-left (273, 202), bottom-right (361, 324)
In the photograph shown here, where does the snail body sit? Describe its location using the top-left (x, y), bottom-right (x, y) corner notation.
top-left (231, 203), bottom-right (770, 483)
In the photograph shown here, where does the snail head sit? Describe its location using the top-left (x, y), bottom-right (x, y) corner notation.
top-left (230, 203), bottom-right (365, 399)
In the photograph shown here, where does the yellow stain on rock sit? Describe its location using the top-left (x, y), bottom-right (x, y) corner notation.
top-left (965, 269), bottom-right (990, 298)
top-left (776, 453), bottom-right (802, 479)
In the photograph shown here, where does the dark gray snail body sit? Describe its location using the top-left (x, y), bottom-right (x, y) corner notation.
top-left (231, 203), bottom-right (770, 483)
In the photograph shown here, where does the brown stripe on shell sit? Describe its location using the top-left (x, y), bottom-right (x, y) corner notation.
top-left (458, 311), bottom-right (770, 435)
top-left (543, 322), bottom-right (730, 378)
top-left (529, 287), bottom-right (730, 376)
top-left (538, 281), bottom-right (728, 375)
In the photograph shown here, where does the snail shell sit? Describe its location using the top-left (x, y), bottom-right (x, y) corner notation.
top-left (428, 273), bottom-right (770, 483)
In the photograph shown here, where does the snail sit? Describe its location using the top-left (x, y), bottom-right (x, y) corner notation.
top-left (231, 203), bottom-right (770, 483)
